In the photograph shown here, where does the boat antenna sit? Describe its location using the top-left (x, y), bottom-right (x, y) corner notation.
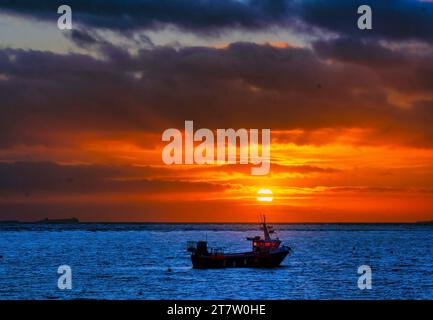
top-left (261, 213), bottom-right (271, 241)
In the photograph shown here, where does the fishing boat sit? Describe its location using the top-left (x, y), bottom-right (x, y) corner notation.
top-left (187, 216), bottom-right (291, 268)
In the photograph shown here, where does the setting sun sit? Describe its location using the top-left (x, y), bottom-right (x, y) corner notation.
top-left (257, 189), bottom-right (273, 202)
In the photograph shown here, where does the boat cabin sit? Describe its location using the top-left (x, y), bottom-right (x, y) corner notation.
top-left (247, 238), bottom-right (281, 252)
top-left (246, 218), bottom-right (282, 252)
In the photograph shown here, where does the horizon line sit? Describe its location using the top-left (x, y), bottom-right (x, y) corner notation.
top-left (1, 219), bottom-right (431, 225)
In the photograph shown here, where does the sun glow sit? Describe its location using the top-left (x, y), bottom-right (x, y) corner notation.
top-left (257, 189), bottom-right (273, 202)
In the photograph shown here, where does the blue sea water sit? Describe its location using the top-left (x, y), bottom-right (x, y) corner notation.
top-left (0, 223), bottom-right (432, 300)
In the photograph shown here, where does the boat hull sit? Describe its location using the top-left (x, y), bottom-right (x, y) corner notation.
top-left (191, 249), bottom-right (290, 269)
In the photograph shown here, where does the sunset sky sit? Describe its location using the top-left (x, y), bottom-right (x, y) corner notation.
top-left (1, 0), bottom-right (433, 222)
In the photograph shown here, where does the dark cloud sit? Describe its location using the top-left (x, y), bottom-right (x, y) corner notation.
top-left (68, 28), bottom-right (103, 48)
top-left (302, 0), bottom-right (433, 43)
top-left (1, 0), bottom-right (433, 43)
top-left (1, 40), bottom-right (433, 148)
top-left (0, 160), bottom-right (340, 201)
top-left (313, 37), bottom-right (407, 68)
top-left (0, 0), bottom-right (294, 33)
top-left (192, 163), bottom-right (342, 175)
top-left (0, 161), bottom-right (227, 196)
top-left (313, 37), bottom-right (433, 95)
top-left (272, 164), bottom-right (341, 174)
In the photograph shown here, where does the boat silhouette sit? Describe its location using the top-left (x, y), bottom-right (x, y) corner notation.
top-left (187, 216), bottom-right (291, 268)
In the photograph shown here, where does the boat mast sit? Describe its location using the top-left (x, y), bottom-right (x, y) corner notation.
top-left (261, 214), bottom-right (271, 241)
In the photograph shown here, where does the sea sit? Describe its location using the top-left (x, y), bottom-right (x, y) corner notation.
top-left (0, 223), bottom-right (432, 300)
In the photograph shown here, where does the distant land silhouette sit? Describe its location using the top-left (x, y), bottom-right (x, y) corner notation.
top-left (0, 217), bottom-right (79, 224)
